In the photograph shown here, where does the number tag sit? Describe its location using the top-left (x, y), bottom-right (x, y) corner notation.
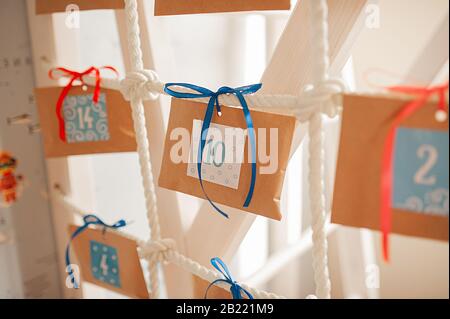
top-left (393, 127), bottom-right (449, 216)
top-left (63, 94), bottom-right (110, 143)
top-left (187, 120), bottom-right (246, 189)
top-left (90, 240), bottom-right (121, 288)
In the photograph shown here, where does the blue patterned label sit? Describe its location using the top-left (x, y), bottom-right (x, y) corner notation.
top-left (393, 127), bottom-right (449, 216)
top-left (63, 94), bottom-right (110, 143)
top-left (90, 240), bottom-right (121, 288)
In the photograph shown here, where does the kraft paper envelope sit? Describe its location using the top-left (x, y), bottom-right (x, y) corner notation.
top-left (36, 0), bottom-right (124, 14)
top-left (155, 0), bottom-right (290, 16)
top-left (68, 225), bottom-right (149, 299)
top-left (35, 86), bottom-right (136, 158)
top-left (158, 98), bottom-right (297, 221)
top-left (332, 93), bottom-right (449, 242)
top-left (193, 276), bottom-right (231, 299)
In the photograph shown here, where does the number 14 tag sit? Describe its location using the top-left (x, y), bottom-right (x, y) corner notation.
top-left (393, 127), bottom-right (449, 216)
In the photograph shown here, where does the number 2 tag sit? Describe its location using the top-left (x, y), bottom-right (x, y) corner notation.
top-left (393, 127), bottom-right (449, 216)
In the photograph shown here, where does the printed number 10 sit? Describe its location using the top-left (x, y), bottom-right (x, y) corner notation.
top-left (77, 107), bottom-right (94, 130)
top-left (414, 144), bottom-right (438, 186)
top-left (205, 139), bottom-right (225, 167)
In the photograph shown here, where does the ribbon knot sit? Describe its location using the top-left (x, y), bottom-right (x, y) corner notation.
top-left (164, 83), bottom-right (262, 218)
top-left (49, 66), bottom-right (118, 142)
top-left (381, 81), bottom-right (449, 262)
top-left (65, 214), bottom-right (127, 289)
top-left (205, 257), bottom-right (253, 300)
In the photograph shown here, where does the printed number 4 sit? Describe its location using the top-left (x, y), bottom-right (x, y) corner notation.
top-left (414, 144), bottom-right (438, 186)
top-left (77, 107), bottom-right (94, 130)
top-left (100, 254), bottom-right (109, 276)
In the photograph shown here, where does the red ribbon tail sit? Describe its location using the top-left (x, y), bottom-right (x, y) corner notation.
top-left (382, 232), bottom-right (390, 262)
top-left (379, 84), bottom-right (448, 263)
top-left (93, 68), bottom-right (101, 103)
top-left (56, 79), bottom-right (77, 142)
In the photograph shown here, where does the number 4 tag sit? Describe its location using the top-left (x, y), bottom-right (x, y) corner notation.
top-left (393, 127), bottom-right (449, 216)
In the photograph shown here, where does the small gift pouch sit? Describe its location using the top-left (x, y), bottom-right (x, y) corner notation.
top-left (193, 276), bottom-right (231, 299)
top-left (36, 0), bottom-right (124, 14)
top-left (158, 97), bottom-right (296, 221)
top-left (35, 69), bottom-right (136, 157)
top-left (68, 223), bottom-right (149, 299)
top-left (332, 92), bottom-right (449, 258)
top-left (154, 0), bottom-right (290, 16)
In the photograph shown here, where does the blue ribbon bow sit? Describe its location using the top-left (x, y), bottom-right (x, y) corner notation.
top-left (164, 83), bottom-right (262, 218)
top-left (205, 257), bottom-right (253, 300)
top-left (65, 214), bottom-right (127, 289)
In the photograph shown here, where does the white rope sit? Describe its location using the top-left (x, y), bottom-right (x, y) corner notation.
top-left (307, 0), bottom-right (342, 299)
top-left (58, 0), bottom-right (341, 300)
top-left (124, 0), bottom-right (162, 298)
top-left (77, 70), bottom-right (342, 121)
top-left (53, 189), bottom-right (305, 299)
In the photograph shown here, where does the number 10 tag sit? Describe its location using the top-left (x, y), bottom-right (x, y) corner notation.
top-left (393, 127), bottom-right (449, 216)
top-left (187, 119), bottom-right (246, 190)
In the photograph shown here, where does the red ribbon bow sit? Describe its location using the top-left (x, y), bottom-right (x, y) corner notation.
top-left (381, 81), bottom-right (449, 262)
top-left (49, 66), bottom-right (118, 142)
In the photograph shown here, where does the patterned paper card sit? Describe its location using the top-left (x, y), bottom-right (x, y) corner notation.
top-left (90, 240), bottom-right (121, 288)
top-left (393, 127), bottom-right (449, 217)
top-left (63, 94), bottom-right (110, 143)
top-left (187, 120), bottom-right (246, 190)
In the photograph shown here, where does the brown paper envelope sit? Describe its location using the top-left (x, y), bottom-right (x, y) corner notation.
top-left (68, 225), bottom-right (149, 299)
top-left (158, 99), bottom-right (296, 220)
top-left (36, 0), bottom-right (124, 14)
top-left (332, 93), bottom-right (449, 241)
top-left (155, 0), bottom-right (290, 16)
top-left (35, 86), bottom-right (136, 158)
top-left (193, 276), bottom-right (231, 299)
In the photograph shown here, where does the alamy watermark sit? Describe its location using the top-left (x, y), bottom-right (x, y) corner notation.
top-left (169, 125), bottom-right (280, 175)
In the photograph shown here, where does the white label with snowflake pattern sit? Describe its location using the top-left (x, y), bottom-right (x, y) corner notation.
top-left (187, 120), bottom-right (246, 189)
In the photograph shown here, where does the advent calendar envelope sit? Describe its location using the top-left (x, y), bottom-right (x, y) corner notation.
top-left (68, 225), bottom-right (149, 299)
top-left (332, 94), bottom-right (449, 241)
top-left (35, 86), bottom-right (136, 157)
top-left (154, 0), bottom-right (290, 16)
top-left (158, 99), bottom-right (297, 220)
top-left (193, 276), bottom-right (231, 299)
top-left (36, 0), bottom-right (124, 14)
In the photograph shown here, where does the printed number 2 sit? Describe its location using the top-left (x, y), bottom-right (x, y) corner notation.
top-left (414, 144), bottom-right (438, 186)
top-left (77, 107), bottom-right (94, 130)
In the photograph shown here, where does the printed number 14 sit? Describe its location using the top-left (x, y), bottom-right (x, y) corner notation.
top-left (77, 107), bottom-right (94, 130)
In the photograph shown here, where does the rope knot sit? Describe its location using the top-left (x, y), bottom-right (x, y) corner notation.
top-left (301, 78), bottom-right (346, 119)
top-left (139, 238), bottom-right (176, 263)
top-left (120, 69), bottom-right (162, 101)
